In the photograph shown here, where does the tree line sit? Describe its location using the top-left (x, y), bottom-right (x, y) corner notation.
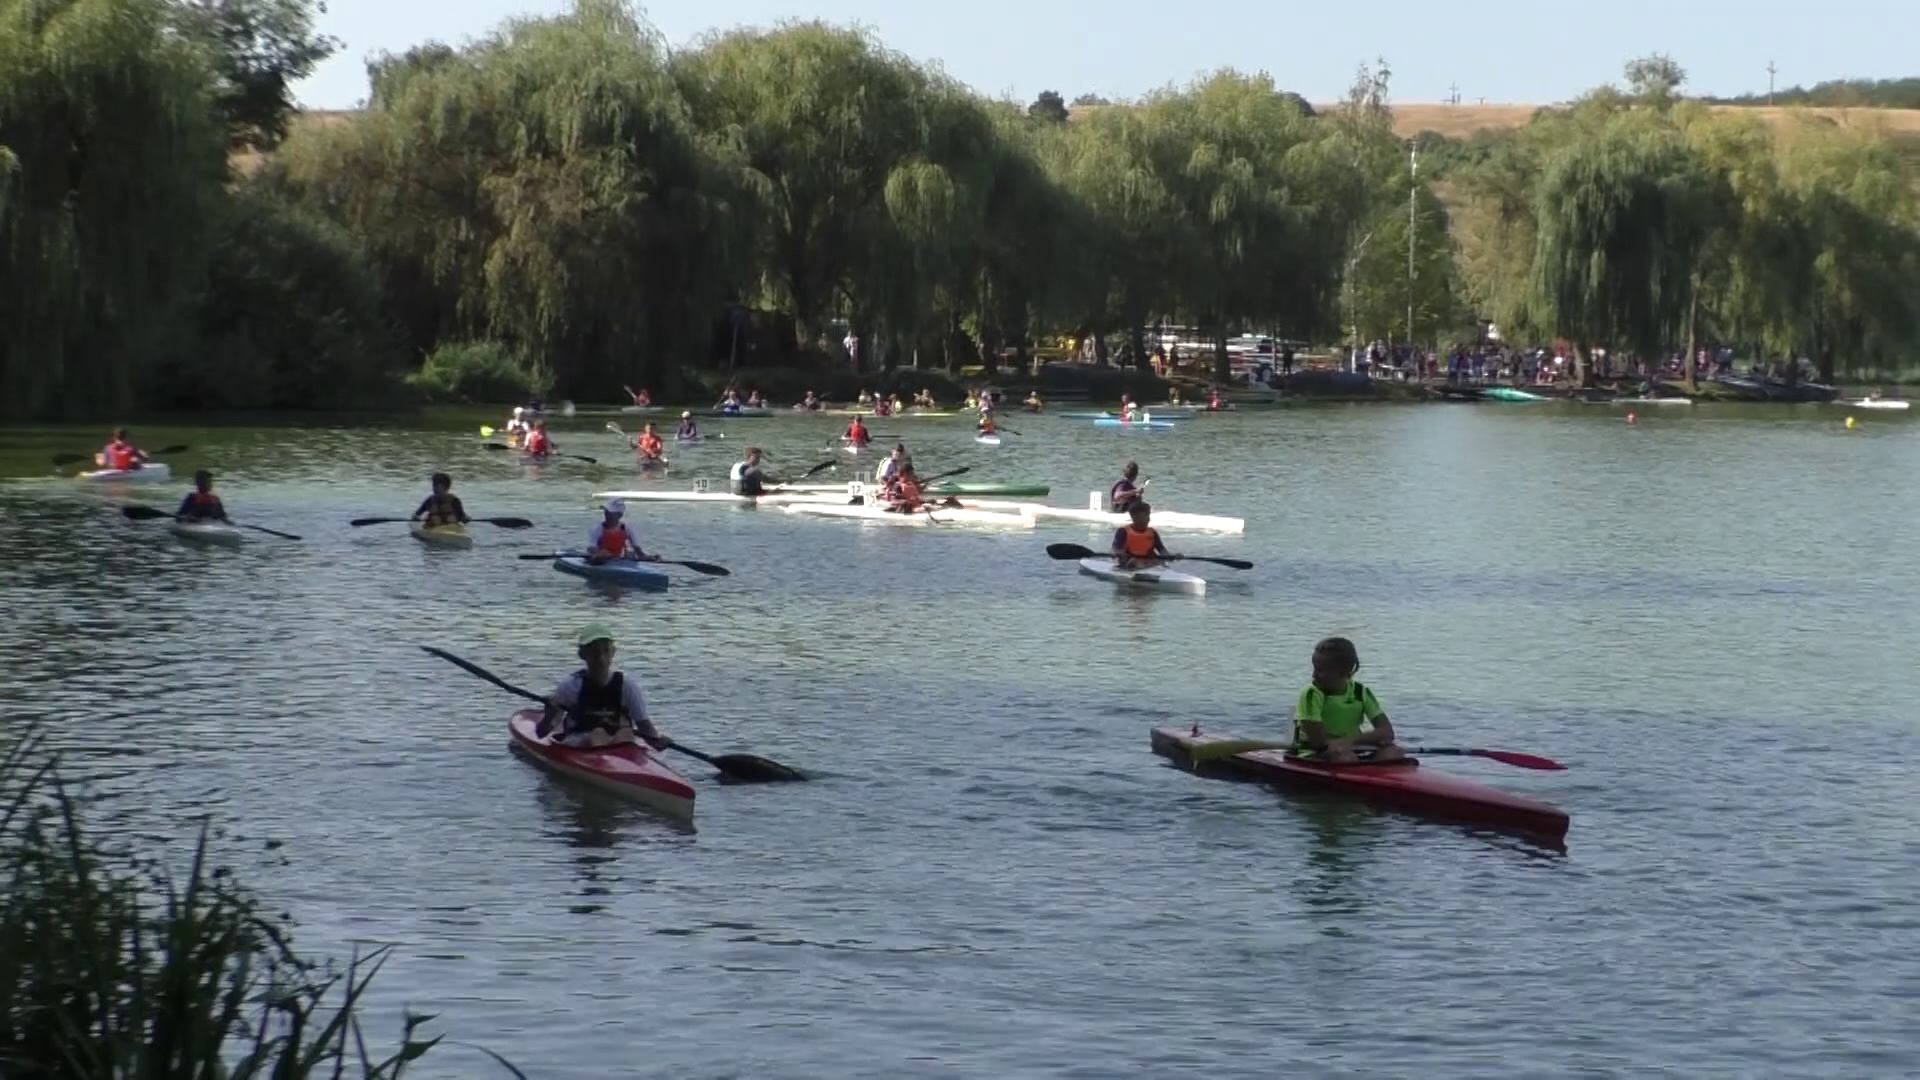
top-left (3, 0), bottom-right (1917, 418)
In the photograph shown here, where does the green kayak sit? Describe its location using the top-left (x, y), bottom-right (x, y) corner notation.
top-left (925, 482), bottom-right (1050, 498)
top-left (1484, 386), bottom-right (1547, 402)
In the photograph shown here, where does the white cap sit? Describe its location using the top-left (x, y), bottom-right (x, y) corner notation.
top-left (603, 499), bottom-right (626, 515)
top-left (513, 406), bottom-right (525, 415)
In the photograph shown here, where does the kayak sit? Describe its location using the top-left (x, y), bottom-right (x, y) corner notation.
top-left (1091, 418), bottom-right (1179, 429)
top-left (1077, 556), bottom-right (1207, 594)
top-left (508, 710), bottom-right (695, 820)
top-left (1150, 725), bottom-right (1570, 841)
top-left (974, 434), bottom-right (1002, 446)
top-left (552, 555), bottom-right (670, 590)
top-left (1611, 396), bottom-right (1693, 406)
top-left (838, 442), bottom-right (871, 455)
top-left (620, 405), bottom-right (664, 414)
top-left (1026, 503), bottom-right (1245, 534)
top-left (168, 520), bottom-right (244, 547)
top-left (1059, 411), bottom-right (1183, 422)
top-left (1836, 398), bottom-right (1910, 410)
top-left (410, 523), bottom-right (473, 549)
top-left (1483, 387), bottom-right (1547, 402)
top-left (782, 502), bottom-right (1035, 528)
top-left (637, 458), bottom-right (669, 471)
top-left (928, 482), bottom-right (1049, 498)
top-left (77, 463), bottom-right (171, 483)
top-left (700, 407), bottom-right (773, 418)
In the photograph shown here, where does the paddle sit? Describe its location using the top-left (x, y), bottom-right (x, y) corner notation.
top-left (1187, 737), bottom-right (1565, 771)
top-left (518, 552), bottom-right (730, 577)
top-left (419, 646), bottom-right (803, 782)
top-left (120, 504), bottom-right (302, 540)
top-left (53, 443), bottom-right (189, 467)
top-left (482, 442), bottom-right (598, 465)
top-left (350, 516), bottom-right (533, 528)
top-left (1042, 541), bottom-right (1252, 571)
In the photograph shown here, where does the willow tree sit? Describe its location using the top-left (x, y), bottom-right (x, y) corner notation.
top-left (671, 22), bottom-right (948, 356)
top-left (0, 0), bottom-right (226, 414)
top-left (271, 0), bottom-right (748, 398)
top-left (1528, 116), bottom-right (1718, 382)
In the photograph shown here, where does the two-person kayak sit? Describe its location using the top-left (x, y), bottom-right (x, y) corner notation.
top-left (1149, 725), bottom-right (1569, 841)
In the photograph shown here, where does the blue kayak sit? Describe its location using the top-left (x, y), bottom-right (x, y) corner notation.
top-left (552, 556), bottom-right (670, 590)
top-left (1091, 418), bottom-right (1180, 429)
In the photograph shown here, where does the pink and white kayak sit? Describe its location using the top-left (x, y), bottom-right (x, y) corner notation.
top-left (508, 710), bottom-right (696, 820)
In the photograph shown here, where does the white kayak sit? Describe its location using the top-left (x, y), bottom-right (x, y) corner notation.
top-left (1611, 397), bottom-right (1693, 406)
top-left (1077, 556), bottom-right (1206, 595)
top-left (78, 463), bottom-right (171, 483)
top-left (782, 502), bottom-right (1035, 528)
top-left (168, 520), bottom-right (244, 546)
top-left (1023, 505), bottom-right (1245, 534)
top-left (1837, 398), bottom-right (1911, 410)
top-left (591, 486), bottom-right (843, 506)
top-left (975, 434), bottom-right (1002, 446)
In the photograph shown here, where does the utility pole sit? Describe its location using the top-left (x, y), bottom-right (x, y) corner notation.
top-left (1767, 60), bottom-right (1778, 106)
top-left (1447, 82), bottom-right (1460, 105)
top-left (1406, 139), bottom-right (1418, 350)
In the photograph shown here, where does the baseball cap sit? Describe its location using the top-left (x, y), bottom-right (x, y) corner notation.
top-left (576, 623), bottom-right (616, 647)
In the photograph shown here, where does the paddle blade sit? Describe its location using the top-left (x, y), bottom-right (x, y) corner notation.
top-left (484, 517), bottom-right (534, 529)
top-left (1045, 542), bottom-right (1096, 560)
top-left (711, 754), bottom-right (807, 783)
top-left (567, 455), bottom-right (599, 465)
top-left (482, 443), bottom-right (511, 451)
top-left (51, 453), bottom-right (89, 466)
top-left (479, 425), bottom-right (495, 437)
top-left (1187, 556), bottom-right (1253, 570)
top-left (150, 444), bottom-right (189, 456)
top-left (1471, 748), bottom-right (1567, 771)
top-left (239, 524), bottom-right (302, 541)
top-left (801, 460), bottom-right (837, 478)
top-left (348, 517), bottom-right (403, 527)
top-left (670, 560), bottom-right (730, 576)
top-left (1187, 738), bottom-right (1290, 763)
top-left (121, 505), bottom-right (170, 521)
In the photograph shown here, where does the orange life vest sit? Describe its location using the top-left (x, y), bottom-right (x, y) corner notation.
top-left (1121, 524), bottom-right (1161, 558)
top-left (638, 434), bottom-right (663, 458)
top-left (105, 441), bottom-right (135, 470)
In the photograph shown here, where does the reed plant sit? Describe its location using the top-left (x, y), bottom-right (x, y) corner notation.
top-left (0, 729), bottom-right (518, 1079)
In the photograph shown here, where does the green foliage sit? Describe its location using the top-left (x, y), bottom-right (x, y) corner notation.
top-left (406, 341), bottom-right (542, 404)
top-left (1708, 77), bottom-right (1920, 110)
top-left (0, 729), bottom-right (514, 1077)
top-left (171, 0), bottom-right (342, 151)
top-left (1029, 90), bottom-right (1069, 124)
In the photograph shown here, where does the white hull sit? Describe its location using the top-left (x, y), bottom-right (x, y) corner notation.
top-left (1022, 505), bottom-right (1244, 534)
top-left (78, 463), bottom-right (171, 483)
top-left (975, 435), bottom-right (1002, 446)
top-left (169, 521), bottom-right (244, 546)
top-left (782, 503), bottom-right (1035, 528)
top-left (1077, 557), bottom-right (1206, 594)
top-left (1837, 399), bottom-right (1910, 410)
top-left (1612, 397), bottom-right (1693, 406)
top-left (591, 488), bottom-right (845, 506)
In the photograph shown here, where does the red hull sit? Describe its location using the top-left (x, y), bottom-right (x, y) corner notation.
top-left (1150, 726), bottom-right (1568, 841)
top-left (509, 710), bottom-right (696, 819)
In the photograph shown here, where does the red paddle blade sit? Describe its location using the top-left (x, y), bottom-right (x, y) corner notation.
top-left (1472, 748), bottom-right (1566, 771)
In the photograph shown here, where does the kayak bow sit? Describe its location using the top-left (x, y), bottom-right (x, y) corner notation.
top-left (509, 710), bottom-right (696, 820)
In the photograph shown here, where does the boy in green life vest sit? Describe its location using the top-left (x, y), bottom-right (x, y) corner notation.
top-left (1293, 636), bottom-right (1405, 764)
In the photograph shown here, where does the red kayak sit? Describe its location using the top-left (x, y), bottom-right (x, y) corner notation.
top-left (508, 710), bottom-right (696, 821)
top-left (1150, 725), bottom-right (1569, 841)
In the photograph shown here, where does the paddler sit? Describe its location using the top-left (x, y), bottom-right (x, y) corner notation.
top-left (1111, 501), bottom-right (1171, 568)
top-left (537, 623), bottom-right (670, 749)
top-left (882, 462), bottom-right (925, 513)
top-left (797, 391), bottom-right (821, 412)
top-left (505, 407), bottom-right (531, 439)
top-left (675, 411), bottom-right (700, 440)
top-left (845, 414), bottom-right (871, 449)
top-left (411, 472), bottom-right (469, 528)
top-left (746, 390), bottom-right (766, 408)
top-left (1207, 389), bottom-right (1224, 411)
top-left (523, 420), bottom-right (554, 459)
top-left (1024, 390), bottom-right (1044, 413)
top-left (585, 499), bottom-right (656, 566)
top-left (914, 389), bottom-right (936, 408)
top-left (875, 443), bottom-right (909, 486)
top-left (630, 387), bottom-right (652, 406)
top-left (977, 411), bottom-right (997, 436)
top-left (632, 422), bottom-right (666, 464)
top-left (1110, 462), bottom-right (1144, 513)
top-left (175, 470), bottom-right (230, 523)
top-left (1168, 388), bottom-right (1183, 406)
top-left (1292, 636), bottom-right (1405, 764)
top-left (1119, 394), bottom-right (1139, 422)
top-left (730, 447), bottom-right (773, 497)
top-left (97, 428), bottom-right (149, 472)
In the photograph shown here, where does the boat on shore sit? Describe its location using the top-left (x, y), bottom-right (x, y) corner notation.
top-left (1149, 725), bottom-right (1569, 842)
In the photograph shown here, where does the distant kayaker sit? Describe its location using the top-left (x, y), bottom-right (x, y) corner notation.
top-left (1024, 391), bottom-right (1044, 413)
top-left (631, 387), bottom-right (652, 406)
top-left (412, 473), bottom-right (469, 528)
top-left (1110, 462), bottom-right (1144, 512)
top-left (845, 415), bottom-right (871, 448)
top-left (633, 423), bottom-right (665, 464)
top-left (798, 391), bottom-right (821, 411)
top-left (746, 391), bottom-right (766, 408)
top-left (1292, 636), bottom-right (1405, 765)
top-left (882, 463), bottom-right (925, 513)
top-left (874, 443), bottom-right (910, 488)
top-left (505, 407), bottom-right (531, 439)
top-left (586, 499), bottom-right (654, 566)
top-left (1119, 395), bottom-right (1139, 421)
top-left (1207, 389), bottom-right (1224, 411)
top-left (676, 411), bottom-right (700, 440)
top-left (1111, 501), bottom-right (1171, 568)
top-left (537, 623), bottom-right (670, 750)
top-left (176, 470), bottom-right (229, 523)
top-left (97, 428), bottom-right (148, 472)
top-left (914, 389), bottom-right (936, 408)
top-left (977, 412), bottom-right (996, 436)
top-left (730, 447), bottom-right (772, 497)
top-left (524, 420), bottom-right (554, 459)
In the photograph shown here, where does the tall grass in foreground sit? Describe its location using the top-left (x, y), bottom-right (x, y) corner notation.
top-left (0, 729), bottom-right (519, 1078)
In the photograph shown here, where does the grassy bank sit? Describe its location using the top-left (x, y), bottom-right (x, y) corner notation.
top-left (0, 729), bottom-right (513, 1078)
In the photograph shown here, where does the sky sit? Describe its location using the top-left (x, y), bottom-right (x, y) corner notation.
top-left (293, 0), bottom-right (1920, 111)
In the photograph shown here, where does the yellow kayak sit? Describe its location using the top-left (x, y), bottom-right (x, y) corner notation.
top-left (410, 522), bottom-right (473, 549)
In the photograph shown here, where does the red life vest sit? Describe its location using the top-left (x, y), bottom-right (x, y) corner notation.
top-left (596, 524), bottom-right (631, 557)
top-left (526, 431), bottom-right (550, 455)
top-left (1122, 525), bottom-right (1161, 558)
top-left (638, 434), bottom-right (663, 458)
top-left (105, 441), bottom-right (135, 470)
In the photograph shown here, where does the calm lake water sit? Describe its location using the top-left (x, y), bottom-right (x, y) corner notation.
top-left (2, 401), bottom-right (1916, 1078)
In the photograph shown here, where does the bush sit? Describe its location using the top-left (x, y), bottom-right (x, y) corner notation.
top-left (0, 730), bottom-right (516, 1078)
top-left (406, 341), bottom-right (542, 404)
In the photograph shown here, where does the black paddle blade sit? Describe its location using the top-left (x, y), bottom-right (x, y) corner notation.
top-left (1046, 542), bottom-right (1096, 560)
top-left (51, 453), bottom-right (90, 466)
top-left (671, 560), bottom-right (730, 576)
top-left (801, 460), bottom-right (837, 477)
top-left (348, 517), bottom-right (403, 527)
top-left (485, 517), bottom-right (534, 529)
top-left (567, 455), bottom-right (599, 465)
top-left (482, 443), bottom-right (512, 451)
top-left (121, 505), bottom-right (169, 521)
top-left (712, 754), bottom-right (807, 783)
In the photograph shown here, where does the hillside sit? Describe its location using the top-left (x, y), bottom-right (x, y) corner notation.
top-left (1069, 101), bottom-right (1920, 140)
